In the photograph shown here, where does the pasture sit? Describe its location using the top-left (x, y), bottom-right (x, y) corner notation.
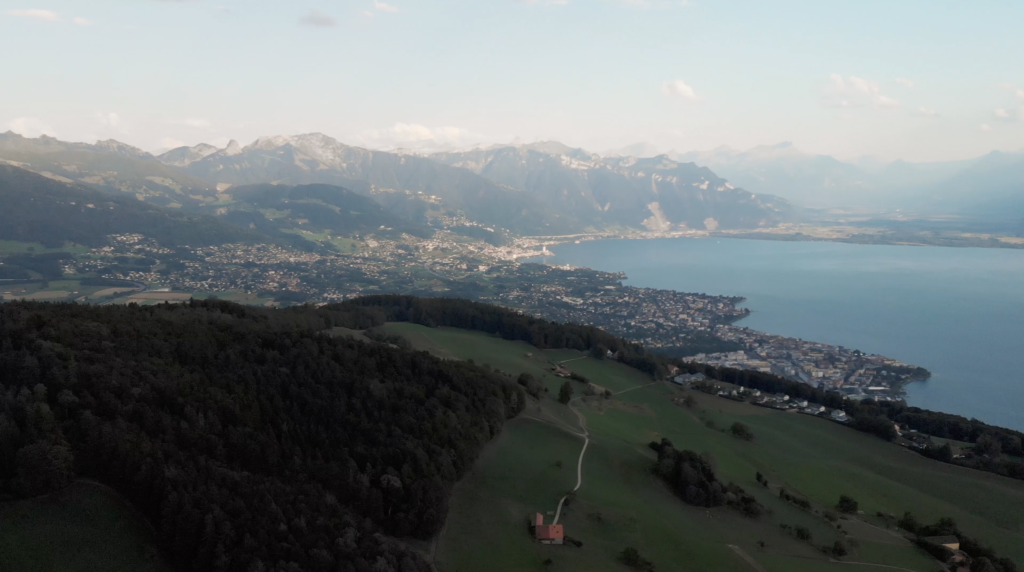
top-left (382, 323), bottom-right (1024, 572)
top-left (0, 481), bottom-right (172, 572)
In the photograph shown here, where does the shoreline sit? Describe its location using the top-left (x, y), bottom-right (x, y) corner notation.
top-left (509, 225), bottom-right (1024, 261)
top-left (528, 235), bottom-right (933, 403)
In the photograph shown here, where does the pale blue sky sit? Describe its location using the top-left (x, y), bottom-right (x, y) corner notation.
top-left (2, 0), bottom-right (1022, 161)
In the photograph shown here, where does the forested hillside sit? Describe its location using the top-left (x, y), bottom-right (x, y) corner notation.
top-left (197, 183), bottom-right (432, 240)
top-left (0, 300), bottom-right (525, 572)
top-left (0, 165), bottom-right (256, 248)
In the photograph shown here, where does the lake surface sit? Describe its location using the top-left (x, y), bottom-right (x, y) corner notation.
top-left (536, 238), bottom-right (1024, 431)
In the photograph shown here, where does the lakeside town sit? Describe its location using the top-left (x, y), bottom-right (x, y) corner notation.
top-left (1, 226), bottom-right (930, 403)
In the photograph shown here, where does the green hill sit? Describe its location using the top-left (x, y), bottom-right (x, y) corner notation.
top-left (380, 322), bottom-right (1024, 572)
top-left (0, 131), bottom-right (211, 206)
top-left (194, 182), bottom-right (432, 241)
top-left (2, 299), bottom-right (1021, 572)
top-left (0, 164), bottom-right (260, 248)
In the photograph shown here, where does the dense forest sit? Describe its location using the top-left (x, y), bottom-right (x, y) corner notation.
top-left (0, 300), bottom-right (525, 572)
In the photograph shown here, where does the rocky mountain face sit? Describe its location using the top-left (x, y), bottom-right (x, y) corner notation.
top-left (430, 143), bottom-right (792, 231)
top-left (0, 131), bottom-right (212, 206)
top-left (160, 133), bottom-right (569, 235)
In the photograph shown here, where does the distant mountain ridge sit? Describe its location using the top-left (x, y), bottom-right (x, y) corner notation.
top-left (0, 131), bottom-right (212, 207)
top-left (430, 142), bottom-right (792, 231)
top-left (0, 164), bottom-right (257, 248)
top-left (2, 131), bottom-right (796, 236)
top-left (159, 133), bottom-right (570, 235)
top-left (669, 142), bottom-right (1024, 215)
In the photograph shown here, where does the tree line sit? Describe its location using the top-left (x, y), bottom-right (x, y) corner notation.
top-left (0, 299), bottom-right (525, 572)
top-left (320, 295), bottom-right (1024, 483)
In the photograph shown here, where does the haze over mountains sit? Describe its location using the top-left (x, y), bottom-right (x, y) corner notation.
top-left (667, 142), bottom-right (1024, 216)
top-left (0, 131), bottom-right (792, 236)
top-left (3, 129), bottom-right (1021, 239)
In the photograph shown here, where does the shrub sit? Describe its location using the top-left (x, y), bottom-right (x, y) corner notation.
top-left (730, 422), bottom-right (755, 441)
top-left (836, 495), bottom-right (859, 514)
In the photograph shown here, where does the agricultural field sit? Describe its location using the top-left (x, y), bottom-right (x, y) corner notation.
top-left (0, 481), bottom-right (172, 572)
top-left (0, 279), bottom-right (135, 302)
top-left (381, 323), bottom-right (1024, 572)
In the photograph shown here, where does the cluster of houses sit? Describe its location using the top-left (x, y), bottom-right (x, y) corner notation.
top-left (671, 371), bottom-right (852, 423)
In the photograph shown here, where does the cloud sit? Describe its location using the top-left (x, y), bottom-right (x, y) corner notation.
top-left (979, 124), bottom-right (992, 132)
top-left (359, 123), bottom-right (482, 149)
top-left (516, 0), bottom-right (570, 4)
top-left (7, 9), bottom-right (59, 21)
top-left (160, 137), bottom-right (186, 150)
top-left (662, 79), bottom-right (698, 100)
top-left (169, 118), bottom-right (212, 128)
top-left (72, 17), bottom-right (92, 26)
top-left (1016, 89), bottom-right (1024, 99)
top-left (95, 112), bottom-right (129, 134)
top-left (994, 108), bottom-right (1010, 119)
top-left (7, 117), bottom-right (56, 137)
top-left (917, 107), bottom-right (939, 117)
top-left (823, 74), bottom-right (899, 109)
top-left (874, 95), bottom-right (900, 108)
top-left (895, 77), bottom-right (914, 88)
top-left (373, 0), bottom-right (400, 12)
top-left (300, 10), bottom-right (336, 27)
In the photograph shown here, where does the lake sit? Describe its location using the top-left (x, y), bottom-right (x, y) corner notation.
top-left (536, 237), bottom-right (1024, 431)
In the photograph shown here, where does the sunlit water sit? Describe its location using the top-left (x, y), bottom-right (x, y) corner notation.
top-left (534, 237), bottom-right (1024, 430)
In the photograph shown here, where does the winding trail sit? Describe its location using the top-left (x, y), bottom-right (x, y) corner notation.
top-left (728, 545), bottom-right (768, 572)
top-left (550, 381), bottom-right (658, 525)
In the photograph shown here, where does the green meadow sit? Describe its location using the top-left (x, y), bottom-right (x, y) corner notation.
top-left (382, 323), bottom-right (1024, 572)
top-left (0, 481), bottom-right (172, 572)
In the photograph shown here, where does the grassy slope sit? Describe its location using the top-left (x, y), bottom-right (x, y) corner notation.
top-left (0, 481), bottom-right (172, 572)
top-left (382, 323), bottom-right (1024, 572)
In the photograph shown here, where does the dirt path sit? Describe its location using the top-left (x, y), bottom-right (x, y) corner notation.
top-left (551, 381), bottom-right (659, 525)
top-left (830, 561), bottom-right (923, 572)
top-left (728, 545), bottom-right (769, 572)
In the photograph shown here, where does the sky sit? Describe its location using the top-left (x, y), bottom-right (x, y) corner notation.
top-left (2, 0), bottom-right (1023, 162)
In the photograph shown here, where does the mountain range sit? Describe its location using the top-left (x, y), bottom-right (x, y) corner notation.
top-left (0, 131), bottom-right (795, 236)
top-left (429, 142), bottom-right (791, 231)
top-left (667, 142), bottom-right (1024, 216)
top-left (5, 130), bottom-right (1019, 239)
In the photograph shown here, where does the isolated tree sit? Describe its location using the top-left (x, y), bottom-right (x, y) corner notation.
top-left (976, 434), bottom-right (1002, 457)
top-left (683, 394), bottom-right (697, 409)
top-left (830, 541), bottom-right (848, 558)
top-left (897, 511), bottom-right (920, 533)
top-left (730, 422), bottom-right (755, 441)
top-left (621, 547), bottom-right (641, 566)
top-left (836, 495), bottom-right (859, 514)
top-left (559, 381), bottom-right (574, 404)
